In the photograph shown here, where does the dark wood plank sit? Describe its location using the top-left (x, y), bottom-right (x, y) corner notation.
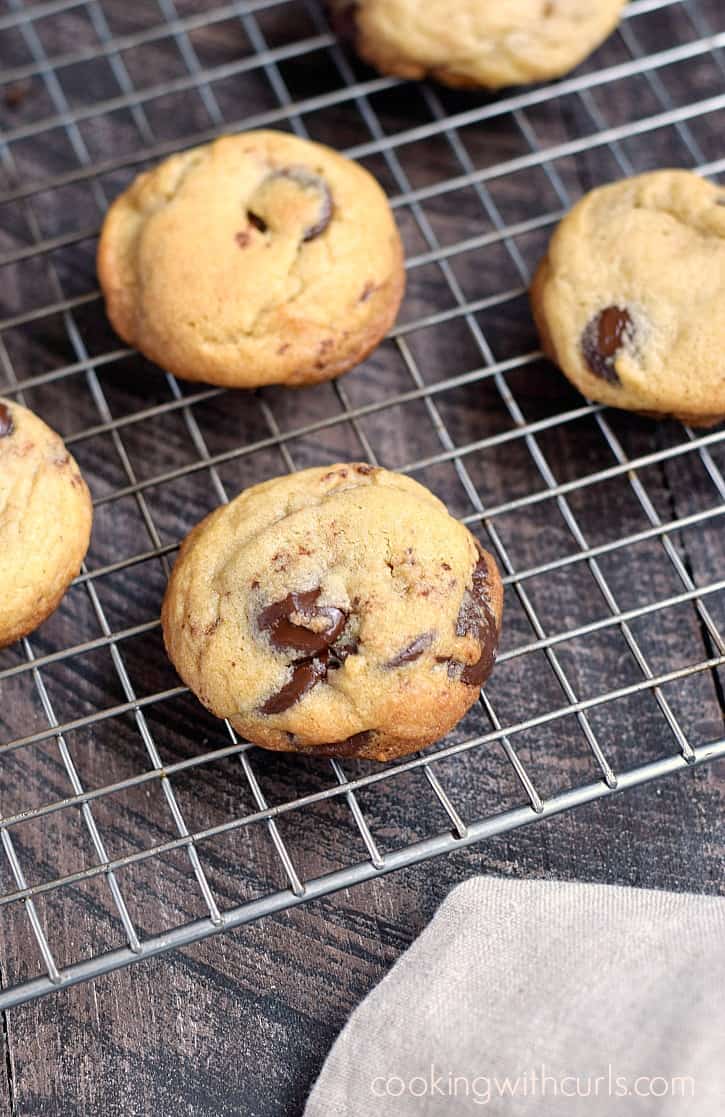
top-left (1, 770), bottom-right (723, 1117)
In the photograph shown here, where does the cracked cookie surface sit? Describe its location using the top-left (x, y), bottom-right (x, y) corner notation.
top-left (0, 398), bottom-right (92, 648)
top-left (161, 464), bottom-right (503, 762)
top-left (531, 170), bottom-right (725, 426)
top-left (328, 0), bottom-right (625, 89)
top-left (97, 131), bottom-right (405, 389)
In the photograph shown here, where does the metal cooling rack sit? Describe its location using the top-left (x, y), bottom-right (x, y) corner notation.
top-left (1, 0), bottom-right (724, 1010)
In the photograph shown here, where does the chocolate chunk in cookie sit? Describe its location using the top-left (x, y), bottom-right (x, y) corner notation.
top-left (437, 550), bottom-right (499, 689)
top-left (0, 401), bottom-right (13, 438)
top-left (581, 306), bottom-right (632, 384)
top-left (385, 631), bottom-right (434, 668)
top-left (247, 167), bottom-right (334, 244)
top-left (279, 168), bottom-right (333, 242)
top-left (260, 653), bottom-right (329, 714)
top-left (299, 731), bottom-right (374, 759)
top-left (258, 588), bottom-right (347, 655)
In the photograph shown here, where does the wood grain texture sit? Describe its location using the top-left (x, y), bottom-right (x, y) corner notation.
top-left (0, 1), bottom-right (724, 1114)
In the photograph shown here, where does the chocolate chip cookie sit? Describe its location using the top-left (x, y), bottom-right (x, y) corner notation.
top-left (161, 464), bottom-right (503, 762)
top-left (328, 1), bottom-right (626, 89)
top-left (98, 131), bottom-right (405, 389)
top-left (531, 170), bottom-right (725, 426)
top-left (0, 398), bottom-right (92, 648)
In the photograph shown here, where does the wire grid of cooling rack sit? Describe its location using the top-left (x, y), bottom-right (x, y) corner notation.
top-left (0, 0), bottom-right (724, 1010)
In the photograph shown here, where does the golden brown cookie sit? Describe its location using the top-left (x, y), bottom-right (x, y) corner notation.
top-left (328, 0), bottom-right (626, 89)
top-left (161, 464), bottom-right (503, 762)
top-left (0, 398), bottom-right (92, 648)
top-left (97, 131), bottom-right (405, 389)
top-left (531, 170), bottom-right (725, 426)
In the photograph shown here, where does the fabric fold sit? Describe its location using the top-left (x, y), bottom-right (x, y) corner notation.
top-left (305, 876), bottom-right (725, 1115)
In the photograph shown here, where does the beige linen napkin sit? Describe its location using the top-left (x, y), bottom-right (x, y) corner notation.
top-left (305, 876), bottom-right (725, 1115)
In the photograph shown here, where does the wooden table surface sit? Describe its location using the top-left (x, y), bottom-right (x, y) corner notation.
top-left (1, 1), bottom-right (724, 1114)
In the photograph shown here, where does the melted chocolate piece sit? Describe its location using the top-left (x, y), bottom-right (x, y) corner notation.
top-left (0, 402), bottom-right (13, 438)
top-left (247, 210), bottom-right (268, 234)
top-left (260, 652), bottom-right (329, 715)
top-left (385, 631), bottom-right (434, 669)
top-left (442, 552), bottom-right (499, 689)
top-left (298, 730), bottom-right (373, 759)
top-left (249, 168), bottom-right (333, 244)
top-left (581, 306), bottom-right (632, 384)
top-left (257, 587), bottom-right (356, 715)
top-left (459, 647), bottom-right (496, 689)
top-left (258, 588), bottom-right (347, 656)
top-left (328, 636), bottom-right (358, 667)
top-left (277, 168), bottom-right (333, 242)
